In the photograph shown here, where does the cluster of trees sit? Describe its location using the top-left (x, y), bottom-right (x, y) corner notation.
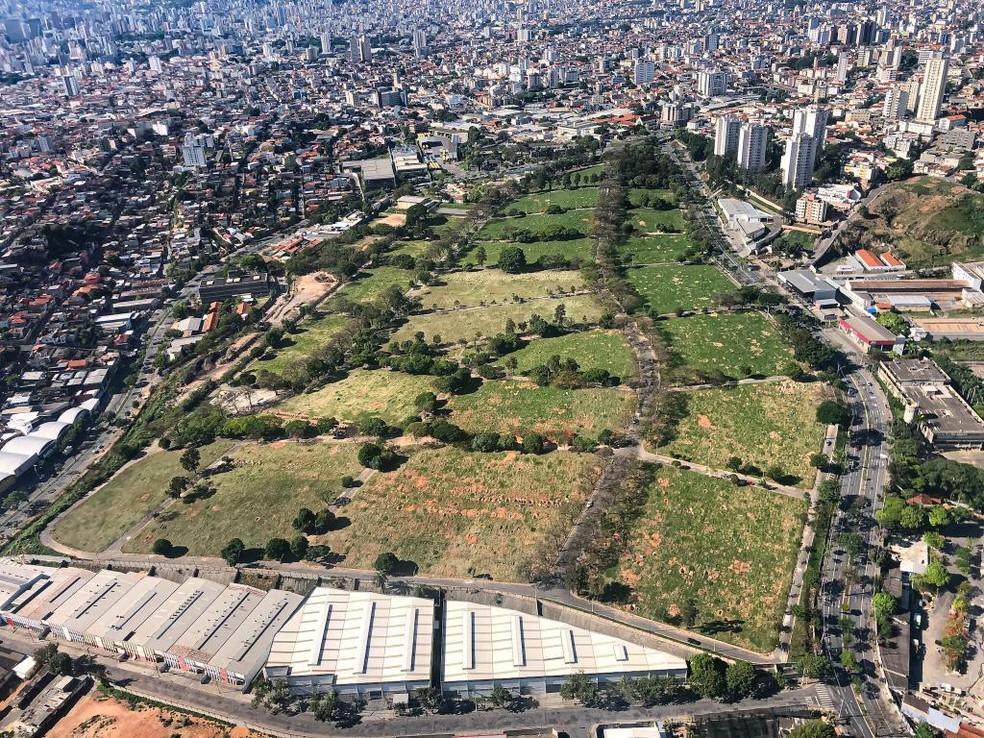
top-left (505, 225), bottom-right (584, 244)
top-left (775, 313), bottom-right (842, 373)
top-left (527, 354), bottom-right (622, 389)
top-left (687, 654), bottom-right (773, 701)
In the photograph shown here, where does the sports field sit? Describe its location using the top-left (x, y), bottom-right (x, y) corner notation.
top-left (327, 447), bottom-right (601, 580)
top-left (615, 465), bottom-right (805, 652)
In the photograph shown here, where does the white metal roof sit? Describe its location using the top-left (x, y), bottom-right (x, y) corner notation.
top-left (129, 576), bottom-right (226, 655)
top-left (0, 450), bottom-right (34, 476)
top-left (208, 588), bottom-right (303, 679)
top-left (0, 561), bottom-right (51, 610)
top-left (171, 583), bottom-right (266, 663)
top-left (264, 588), bottom-right (434, 687)
top-left (46, 569), bottom-right (142, 634)
top-left (442, 601), bottom-right (687, 685)
top-left (32, 422), bottom-right (71, 441)
top-left (86, 575), bottom-right (180, 646)
top-left (2, 435), bottom-right (52, 459)
top-left (5, 567), bottom-right (97, 624)
top-left (57, 407), bottom-right (89, 425)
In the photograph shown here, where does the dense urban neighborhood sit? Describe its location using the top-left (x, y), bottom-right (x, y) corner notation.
top-left (0, 0), bottom-right (983, 736)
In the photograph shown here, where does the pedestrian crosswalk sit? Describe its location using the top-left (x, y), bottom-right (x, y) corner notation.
top-left (816, 684), bottom-right (837, 712)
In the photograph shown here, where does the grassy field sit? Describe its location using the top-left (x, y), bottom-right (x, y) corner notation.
top-left (506, 188), bottom-right (599, 214)
top-left (658, 380), bottom-right (827, 485)
top-left (620, 235), bottom-right (694, 264)
top-left (124, 440), bottom-right (362, 556)
top-left (249, 314), bottom-right (348, 375)
top-left (508, 329), bottom-right (637, 379)
top-left (627, 207), bottom-right (685, 233)
top-left (274, 369), bottom-right (438, 424)
top-left (461, 239), bottom-right (593, 266)
top-left (50, 440), bottom-right (236, 553)
top-left (334, 267), bottom-right (413, 305)
top-left (660, 312), bottom-right (793, 379)
top-left (326, 447), bottom-right (601, 580)
top-left (432, 216), bottom-right (470, 238)
top-left (393, 294), bottom-right (605, 344)
top-left (416, 270), bottom-right (585, 311)
top-left (615, 465), bottom-right (805, 652)
top-left (389, 240), bottom-right (433, 257)
top-left (477, 211), bottom-right (593, 241)
top-left (448, 379), bottom-right (635, 440)
top-left (626, 264), bottom-right (735, 315)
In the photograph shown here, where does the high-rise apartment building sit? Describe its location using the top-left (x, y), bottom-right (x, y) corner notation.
top-left (714, 115), bottom-right (740, 157)
top-left (792, 105), bottom-right (829, 150)
top-left (916, 53), bottom-right (948, 123)
top-left (348, 35), bottom-right (371, 64)
top-left (737, 122), bottom-right (769, 171)
top-left (882, 86), bottom-right (909, 120)
top-left (696, 70), bottom-right (727, 97)
top-left (781, 133), bottom-right (817, 190)
top-left (633, 60), bottom-right (655, 85)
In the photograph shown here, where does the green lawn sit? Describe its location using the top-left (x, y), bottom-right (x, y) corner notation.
top-left (626, 264), bottom-right (735, 315)
top-left (416, 270), bottom-right (585, 311)
top-left (333, 266), bottom-right (413, 305)
top-left (461, 239), bottom-right (593, 266)
top-left (660, 312), bottom-right (793, 379)
top-left (506, 188), bottom-right (599, 214)
top-left (620, 235), bottom-right (694, 264)
top-left (50, 440), bottom-right (236, 553)
top-left (393, 294), bottom-right (605, 344)
top-left (274, 368), bottom-right (438, 424)
top-left (249, 314), bottom-right (348, 375)
top-left (657, 379), bottom-right (827, 485)
top-left (477, 211), bottom-right (593, 241)
top-left (508, 329), bottom-right (637, 379)
top-left (124, 440), bottom-right (362, 556)
top-left (628, 207), bottom-right (685, 233)
top-left (327, 447), bottom-right (600, 581)
top-left (448, 379), bottom-right (635, 440)
top-left (389, 240), bottom-right (433, 257)
top-left (614, 465), bottom-right (805, 652)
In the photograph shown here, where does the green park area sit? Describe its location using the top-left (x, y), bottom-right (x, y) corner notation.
top-left (506, 188), bottom-right (599, 213)
top-left (619, 235), bottom-right (693, 264)
top-left (50, 440), bottom-right (236, 553)
top-left (326, 447), bottom-right (600, 581)
top-left (124, 440), bottom-right (362, 556)
top-left (615, 465), bottom-right (806, 652)
top-left (657, 379), bottom-right (827, 485)
top-left (415, 269), bottom-right (585, 311)
top-left (333, 266), bottom-right (413, 305)
top-left (659, 312), bottom-right (793, 380)
top-left (461, 238), bottom-right (593, 266)
top-left (249, 314), bottom-right (348, 375)
top-left (626, 264), bottom-right (735, 315)
top-left (477, 210), bottom-right (592, 241)
top-left (508, 329), bottom-right (636, 379)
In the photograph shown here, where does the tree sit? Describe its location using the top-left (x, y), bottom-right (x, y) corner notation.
top-left (311, 691), bottom-right (339, 722)
top-left (358, 442), bottom-right (396, 471)
top-left (414, 686), bottom-right (444, 712)
top-left (816, 400), bottom-right (850, 428)
top-left (928, 505), bottom-right (951, 528)
top-left (374, 551), bottom-right (400, 575)
top-left (474, 245), bottom-right (487, 266)
top-left (923, 531), bottom-right (945, 550)
top-left (168, 476), bottom-right (190, 498)
top-left (521, 432), bottom-right (546, 454)
top-left (873, 591), bottom-right (897, 623)
top-left (688, 653), bottom-right (727, 699)
top-left (559, 671), bottom-right (598, 705)
top-left (788, 720), bottom-right (837, 738)
top-left (152, 538), bottom-right (172, 556)
top-left (497, 246), bottom-right (528, 273)
top-left (725, 660), bottom-right (759, 700)
top-left (180, 447), bottom-right (201, 473)
top-left (265, 538), bottom-right (291, 562)
top-left (414, 391), bottom-right (438, 414)
top-left (839, 648), bottom-right (859, 673)
top-left (810, 453), bottom-right (828, 470)
top-left (293, 508), bottom-right (316, 532)
top-left (221, 538), bottom-right (245, 566)
top-left (290, 535), bottom-right (309, 560)
top-left (35, 644), bottom-right (72, 676)
top-left (914, 560), bottom-right (950, 591)
top-left (914, 723), bottom-right (940, 738)
top-left (796, 654), bottom-right (831, 680)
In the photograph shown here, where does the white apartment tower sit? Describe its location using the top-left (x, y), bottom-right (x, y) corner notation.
top-left (792, 105), bottom-right (829, 150)
top-left (882, 86), bottom-right (909, 121)
top-left (633, 60), bottom-right (656, 85)
top-left (916, 53), bottom-right (948, 123)
top-left (697, 70), bottom-right (727, 97)
top-left (781, 133), bottom-right (817, 190)
top-left (714, 115), bottom-right (740, 157)
top-left (737, 122), bottom-right (769, 171)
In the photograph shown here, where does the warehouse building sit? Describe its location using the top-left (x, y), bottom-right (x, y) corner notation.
top-left (263, 587), bottom-right (434, 698)
top-left (838, 315), bottom-right (903, 352)
top-left (2, 566), bottom-right (97, 635)
top-left (441, 601), bottom-right (687, 698)
top-left (45, 570), bottom-right (143, 645)
top-left (87, 575), bottom-right (180, 656)
top-left (128, 577), bottom-right (227, 663)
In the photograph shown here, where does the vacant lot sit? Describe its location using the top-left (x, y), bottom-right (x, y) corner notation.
top-left (327, 447), bottom-right (600, 580)
top-left (615, 465), bottom-right (805, 652)
top-left (461, 238), bottom-right (593, 266)
top-left (628, 207), bottom-right (685, 234)
top-left (249, 314), bottom-right (348, 375)
top-left (125, 440), bottom-right (362, 556)
top-left (393, 294), bottom-right (605, 344)
top-left (51, 440), bottom-right (236, 553)
top-left (658, 380), bottom-right (827, 485)
top-left (660, 312), bottom-right (793, 379)
top-left (448, 379), bottom-right (635, 440)
top-left (477, 211), bottom-right (593, 241)
top-left (508, 329), bottom-right (637, 379)
top-left (627, 264), bottom-right (735, 315)
top-left (506, 188), bottom-right (599, 214)
top-left (333, 266), bottom-right (413, 305)
top-left (274, 368), bottom-right (437, 424)
top-left (416, 269), bottom-right (585, 311)
top-left (620, 235), bottom-right (694, 264)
